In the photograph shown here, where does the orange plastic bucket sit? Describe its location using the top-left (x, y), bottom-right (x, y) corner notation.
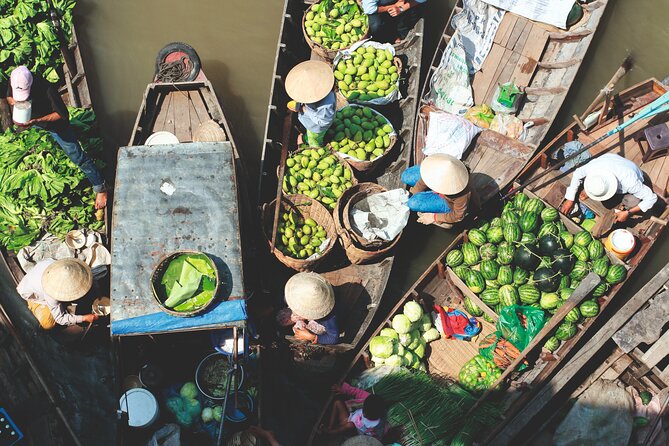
top-left (604, 229), bottom-right (636, 260)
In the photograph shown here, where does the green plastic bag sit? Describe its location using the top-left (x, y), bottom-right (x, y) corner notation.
top-left (496, 305), bottom-right (546, 352)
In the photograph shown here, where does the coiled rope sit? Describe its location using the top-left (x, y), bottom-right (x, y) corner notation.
top-left (155, 56), bottom-right (193, 83)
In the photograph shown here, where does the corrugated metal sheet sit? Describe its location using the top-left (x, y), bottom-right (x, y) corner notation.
top-left (110, 142), bottom-right (244, 335)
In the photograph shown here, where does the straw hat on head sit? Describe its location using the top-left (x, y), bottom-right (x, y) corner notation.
top-left (341, 436), bottom-right (383, 446)
top-left (420, 153), bottom-right (469, 195)
top-left (285, 61), bottom-right (334, 104)
top-left (193, 119), bottom-right (227, 142)
top-left (584, 170), bottom-right (618, 202)
top-left (42, 258), bottom-right (93, 302)
top-left (284, 272), bottom-right (335, 320)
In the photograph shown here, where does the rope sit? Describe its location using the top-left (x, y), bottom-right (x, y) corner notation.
top-left (156, 56), bottom-right (193, 83)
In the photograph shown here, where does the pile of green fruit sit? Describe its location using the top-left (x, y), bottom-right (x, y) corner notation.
top-left (334, 44), bottom-right (399, 102)
top-left (304, 0), bottom-right (368, 51)
top-left (326, 105), bottom-right (394, 162)
top-left (282, 147), bottom-right (354, 210)
top-left (275, 209), bottom-right (329, 260)
top-left (459, 355), bottom-right (502, 393)
top-left (445, 191), bottom-right (628, 355)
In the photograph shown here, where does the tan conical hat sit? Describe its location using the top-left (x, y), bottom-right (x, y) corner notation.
top-left (42, 259), bottom-right (93, 302)
top-left (285, 61), bottom-right (334, 104)
top-left (284, 272), bottom-right (335, 320)
top-left (342, 436), bottom-right (383, 446)
top-left (420, 154), bottom-right (469, 195)
top-left (193, 119), bottom-right (227, 142)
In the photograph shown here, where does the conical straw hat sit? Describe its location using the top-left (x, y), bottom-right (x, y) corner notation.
top-left (42, 258), bottom-right (93, 302)
top-left (285, 61), bottom-right (334, 104)
top-left (342, 436), bottom-right (383, 446)
top-left (420, 154), bottom-right (469, 195)
top-left (193, 119), bottom-right (227, 142)
top-left (284, 272), bottom-right (335, 320)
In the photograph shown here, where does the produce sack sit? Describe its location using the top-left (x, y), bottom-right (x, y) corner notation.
top-left (496, 305), bottom-right (546, 352)
top-left (333, 40), bottom-right (402, 106)
top-left (429, 38), bottom-right (473, 115)
top-left (422, 110), bottom-right (481, 159)
top-left (458, 354), bottom-right (501, 393)
top-left (490, 113), bottom-right (526, 139)
top-left (464, 104), bottom-right (495, 128)
top-left (350, 189), bottom-right (409, 241)
top-left (479, 332), bottom-right (528, 371)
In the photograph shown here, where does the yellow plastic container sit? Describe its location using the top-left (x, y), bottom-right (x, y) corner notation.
top-left (604, 229), bottom-right (636, 260)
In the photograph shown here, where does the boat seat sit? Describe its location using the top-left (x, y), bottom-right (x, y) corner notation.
top-left (636, 122), bottom-right (669, 163)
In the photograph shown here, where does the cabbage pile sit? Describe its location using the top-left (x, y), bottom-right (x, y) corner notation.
top-left (165, 382), bottom-right (202, 428)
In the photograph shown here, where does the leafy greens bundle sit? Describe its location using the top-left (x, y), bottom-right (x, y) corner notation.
top-left (160, 253), bottom-right (218, 312)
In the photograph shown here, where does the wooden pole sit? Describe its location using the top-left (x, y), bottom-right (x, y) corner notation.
top-left (270, 109), bottom-right (294, 253)
top-left (579, 55), bottom-right (633, 121)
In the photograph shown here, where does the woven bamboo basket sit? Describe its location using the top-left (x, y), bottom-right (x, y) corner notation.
top-left (336, 57), bottom-right (403, 105)
top-left (302, 1), bottom-right (369, 61)
top-left (263, 194), bottom-right (338, 272)
top-left (333, 183), bottom-right (402, 264)
top-left (151, 250), bottom-right (220, 317)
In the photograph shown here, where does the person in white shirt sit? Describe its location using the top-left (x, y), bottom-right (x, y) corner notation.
top-left (16, 258), bottom-right (99, 330)
top-left (362, 0), bottom-right (426, 43)
top-left (560, 153), bottom-right (658, 223)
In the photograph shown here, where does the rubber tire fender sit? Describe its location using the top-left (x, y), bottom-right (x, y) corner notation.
top-left (154, 42), bottom-right (202, 82)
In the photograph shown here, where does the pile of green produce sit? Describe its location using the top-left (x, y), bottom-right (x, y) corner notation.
top-left (445, 191), bottom-right (628, 354)
top-left (368, 301), bottom-right (440, 370)
top-left (458, 355), bottom-right (502, 393)
top-left (326, 105), bottom-right (395, 162)
top-left (304, 0), bottom-right (368, 51)
top-left (275, 209), bottom-right (328, 260)
top-left (166, 382), bottom-right (203, 428)
top-left (158, 253), bottom-right (217, 312)
top-left (334, 43), bottom-right (399, 102)
top-left (0, 0), bottom-right (77, 83)
top-left (0, 109), bottom-right (104, 251)
top-left (282, 147), bottom-right (354, 210)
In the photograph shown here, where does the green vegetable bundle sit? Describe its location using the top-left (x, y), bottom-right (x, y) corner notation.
top-left (0, 0), bottom-right (77, 83)
top-left (159, 253), bottom-right (217, 311)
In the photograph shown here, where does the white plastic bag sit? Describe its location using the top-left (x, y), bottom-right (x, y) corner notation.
top-left (429, 37), bottom-right (473, 115)
top-left (351, 189), bottom-right (409, 241)
top-left (423, 111), bottom-right (481, 159)
top-left (489, 113), bottom-right (525, 139)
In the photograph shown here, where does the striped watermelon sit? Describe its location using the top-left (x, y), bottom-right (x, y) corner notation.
top-left (513, 268), bottom-right (530, 285)
top-left (498, 285), bottom-right (519, 307)
top-left (478, 220), bottom-right (491, 232)
top-left (560, 231), bottom-right (574, 248)
top-left (580, 299), bottom-right (600, 317)
top-left (559, 276), bottom-right (571, 289)
top-left (538, 222), bottom-right (559, 238)
top-left (518, 284), bottom-right (540, 304)
top-left (574, 230), bottom-right (592, 247)
top-left (463, 297), bottom-right (483, 317)
top-left (490, 217), bottom-right (503, 228)
top-left (606, 264), bottom-right (627, 284)
top-left (480, 259), bottom-right (501, 280)
top-left (480, 289), bottom-right (500, 306)
top-left (523, 198), bottom-right (545, 214)
top-left (465, 270), bottom-right (486, 293)
top-left (571, 244), bottom-right (589, 262)
top-left (453, 266), bottom-right (470, 281)
top-left (559, 287), bottom-right (574, 301)
top-left (479, 243), bottom-right (498, 260)
top-left (486, 226), bottom-right (505, 244)
top-left (592, 257), bottom-right (610, 277)
top-left (528, 302), bottom-right (542, 309)
top-left (482, 313), bottom-right (495, 323)
top-left (513, 192), bottom-right (529, 210)
top-left (521, 232), bottom-right (537, 244)
top-left (497, 265), bottom-right (514, 285)
top-left (462, 243), bottom-right (481, 266)
top-left (544, 336), bottom-right (561, 353)
top-left (592, 282), bottom-right (609, 298)
top-left (565, 307), bottom-right (581, 323)
top-left (445, 249), bottom-right (464, 267)
top-left (540, 207), bottom-right (559, 222)
top-left (495, 303), bottom-right (505, 314)
top-left (485, 279), bottom-right (500, 290)
top-left (571, 279), bottom-right (581, 290)
top-left (540, 292), bottom-right (560, 310)
top-left (570, 260), bottom-right (589, 280)
top-left (502, 210), bottom-right (520, 224)
top-left (519, 212), bottom-right (540, 233)
top-left (555, 322), bottom-right (577, 340)
top-left (468, 229), bottom-right (487, 247)
top-left (497, 242), bottom-right (515, 265)
top-left (588, 239), bottom-right (605, 259)
top-left (503, 223), bottom-right (522, 243)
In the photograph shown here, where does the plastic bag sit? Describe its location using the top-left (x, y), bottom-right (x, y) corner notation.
top-left (496, 305), bottom-right (546, 352)
top-left (464, 104), bottom-right (495, 128)
top-left (458, 355), bottom-right (502, 393)
top-left (423, 111), bottom-right (481, 159)
top-left (490, 113), bottom-right (525, 139)
top-left (429, 39), bottom-right (474, 115)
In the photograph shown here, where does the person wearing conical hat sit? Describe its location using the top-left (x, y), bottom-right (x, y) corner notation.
top-left (363, 0), bottom-right (426, 44)
top-left (561, 153), bottom-right (658, 223)
top-left (16, 258), bottom-right (99, 330)
top-left (275, 272), bottom-right (339, 345)
top-left (285, 61), bottom-right (336, 147)
top-left (401, 153), bottom-right (472, 228)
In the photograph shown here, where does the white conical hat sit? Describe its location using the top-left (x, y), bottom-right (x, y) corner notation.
top-left (420, 154), bottom-right (469, 195)
top-left (342, 436), bottom-right (383, 446)
top-left (584, 170), bottom-right (618, 201)
top-left (285, 61), bottom-right (334, 103)
top-left (42, 258), bottom-right (93, 302)
top-left (284, 272), bottom-right (335, 320)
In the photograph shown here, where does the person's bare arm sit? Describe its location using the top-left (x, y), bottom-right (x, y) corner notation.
top-left (29, 111), bottom-right (64, 125)
top-left (6, 96), bottom-right (15, 106)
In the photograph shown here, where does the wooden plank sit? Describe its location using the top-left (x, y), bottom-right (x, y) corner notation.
top-left (613, 289), bottom-right (669, 352)
top-left (493, 14), bottom-right (516, 45)
top-left (172, 90), bottom-right (192, 142)
top-left (640, 330), bottom-right (669, 370)
top-left (485, 49), bottom-right (522, 103)
top-left (189, 90), bottom-right (208, 124)
top-left (511, 20), bottom-right (533, 53)
top-left (600, 351), bottom-right (634, 380)
top-left (472, 44), bottom-right (506, 104)
top-left (510, 25), bottom-right (550, 87)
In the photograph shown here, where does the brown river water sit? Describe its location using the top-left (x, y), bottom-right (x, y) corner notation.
top-left (76, 0), bottom-right (669, 299)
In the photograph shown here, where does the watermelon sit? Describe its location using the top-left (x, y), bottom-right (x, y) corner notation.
top-left (513, 244), bottom-right (540, 270)
top-left (480, 259), bottom-right (501, 281)
top-left (528, 302), bottom-right (542, 309)
top-left (588, 239), bottom-right (605, 259)
top-left (543, 336), bottom-right (561, 353)
top-left (520, 232), bottom-right (537, 244)
top-left (571, 244), bottom-right (589, 262)
top-left (570, 260), bottom-right (589, 280)
top-left (503, 223), bottom-right (522, 243)
top-left (523, 198), bottom-right (545, 214)
top-left (606, 264), bottom-right (627, 284)
top-left (519, 212), bottom-right (540, 233)
top-left (490, 217), bottom-right (503, 228)
top-left (465, 270), bottom-right (486, 293)
top-left (592, 257), bottom-right (610, 277)
top-left (559, 275), bottom-right (571, 289)
top-left (552, 249), bottom-right (575, 274)
top-left (480, 289), bottom-right (500, 306)
top-left (540, 207), bottom-right (559, 222)
top-left (463, 297), bottom-right (483, 317)
top-left (540, 292), bottom-right (560, 310)
top-left (497, 265), bottom-right (514, 285)
top-left (571, 279), bottom-right (581, 290)
top-left (592, 282), bottom-right (609, 298)
top-left (513, 192), bottom-right (529, 210)
top-left (538, 234), bottom-right (562, 255)
top-left (479, 243), bottom-right (498, 260)
top-left (549, 299), bottom-right (565, 314)
top-left (485, 279), bottom-right (500, 290)
top-left (560, 231), bottom-right (574, 249)
top-left (482, 313), bottom-right (495, 323)
top-left (445, 249), bottom-right (464, 267)
top-left (555, 322), bottom-right (577, 341)
top-left (518, 284), bottom-right (540, 304)
top-left (478, 220), bottom-right (491, 232)
top-left (574, 230), bottom-right (592, 247)
top-left (501, 210), bottom-right (520, 224)
top-left (538, 222), bottom-right (559, 238)
top-left (453, 266), bottom-right (470, 281)
top-left (468, 229), bottom-right (487, 247)
top-left (565, 307), bottom-right (581, 323)
top-left (540, 256), bottom-right (554, 269)
top-left (462, 243), bottom-right (481, 266)
top-left (497, 242), bottom-right (515, 265)
top-left (559, 287), bottom-right (574, 301)
top-left (486, 226), bottom-right (504, 244)
top-left (579, 299), bottom-right (600, 317)
top-left (534, 267), bottom-right (560, 292)
top-left (498, 285), bottom-right (519, 307)
top-left (513, 268), bottom-right (530, 285)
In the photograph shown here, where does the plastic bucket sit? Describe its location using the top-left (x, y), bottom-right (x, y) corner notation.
top-left (119, 388), bottom-right (159, 428)
top-left (145, 131), bottom-right (179, 146)
top-left (225, 391), bottom-right (255, 423)
top-left (605, 229), bottom-right (636, 260)
top-left (12, 101), bottom-right (31, 125)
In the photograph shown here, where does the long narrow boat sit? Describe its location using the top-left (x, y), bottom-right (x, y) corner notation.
top-left (414, 0), bottom-right (609, 203)
top-left (309, 78), bottom-right (669, 445)
top-left (257, 0), bottom-right (424, 359)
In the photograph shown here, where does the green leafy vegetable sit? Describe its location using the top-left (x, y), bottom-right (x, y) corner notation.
top-left (160, 254), bottom-right (217, 311)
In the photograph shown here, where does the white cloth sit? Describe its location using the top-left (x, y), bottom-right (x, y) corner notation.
top-left (351, 189), bottom-right (410, 241)
top-left (564, 154), bottom-right (658, 213)
top-left (16, 259), bottom-right (85, 326)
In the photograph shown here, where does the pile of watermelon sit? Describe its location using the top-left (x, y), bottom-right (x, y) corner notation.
top-left (445, 191), bottom-right (628, 354)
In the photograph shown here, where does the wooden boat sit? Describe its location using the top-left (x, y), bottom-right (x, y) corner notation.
top-left (257, 0), bottom-right (424, 359)
top-left (309, 78), bottom-right (669, 445)
top-left (414, 0), bottom-right (609, 204)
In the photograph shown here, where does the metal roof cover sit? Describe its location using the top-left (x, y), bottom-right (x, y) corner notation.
top-left (110, 142), bottom-right (244, 335)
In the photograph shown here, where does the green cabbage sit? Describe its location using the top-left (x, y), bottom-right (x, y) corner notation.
top-left (419, 314), bottom-right (433, 332)
top-left (180, 382), bottom-right (199, 399)
top-left (422, 327), bottom-right (441, 343)
top-left (399, 331), bottom-right (413, 347)
top-left (413, 341), bottom-right (425, 358)
top-left (392, 314), bottom-right (412, 334)
top-left (371, 355), bottom-right (385, 366)
top-left (213, 405), bottom-right (223, 422)
top-left (407, 329), bottom-right (421, 350)
top-left (166, 396), bottom-right (194, 427)
top-left (201, 407), bottom-right (214, 423)
top-left (385, 355), bottom-right (403, 366)
top-left (403, 301), bottom-right (424, 322)
top-left (370, 336), bottom-right (395, 359)
top-left (380, 327), bottom-right (399, 340)
top-left (184, 398), bottom-right (201, 418)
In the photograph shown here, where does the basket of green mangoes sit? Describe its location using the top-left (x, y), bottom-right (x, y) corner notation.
top-left (332, 41), bottom-right (402, 105)
top-left (280, 147), bottom-right (357, 212)
top-left (302, 0), bottom-right (369, 60)
top-left (263, 194), bottom-right (338, 271)
top-left (325, 105), bottom-right (396, 172)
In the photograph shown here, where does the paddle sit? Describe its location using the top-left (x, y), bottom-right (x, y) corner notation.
top-left (504, 90), bottom-right (669, 200)
top-left (269, 109), bottom-right (295, 253)
top-left (577, 55), bottom-right (633, 124)
top-left (463, 272), bottom-right (601, 417)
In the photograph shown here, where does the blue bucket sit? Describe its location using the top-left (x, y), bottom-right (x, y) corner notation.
top-left (225, 391), bottom-right (255, 423)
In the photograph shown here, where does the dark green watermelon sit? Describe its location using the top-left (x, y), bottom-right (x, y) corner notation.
top-left (480, 259), bottom-right (501, 281)
top-left (552, 248), bottom-right (575, 274)
top-left (513, 244), bottom-right (540, 270)
top-left (519, 212), bottom-right (540, 233)
top-left (533, 267), bottom-right (560, 292)
top-left (538, 234), bottom-right (562, 255)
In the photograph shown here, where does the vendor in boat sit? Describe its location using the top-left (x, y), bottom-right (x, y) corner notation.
top-left (401, 153), bottom-right (472, 229)
top-left (362, 0), bottom-right (426, 44)
top-left (285, 61), bottom-right (336, 147)
top-left (276, 272), bottom-right (339, 345)
top-left (560, 153), bottom-right (658, 223)
top-left (5, 66), bottom-right (107, 209)
top-left (16, 258), bottom-right (99, 330)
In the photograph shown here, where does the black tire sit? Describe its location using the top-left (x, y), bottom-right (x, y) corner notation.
top-left (154, 42), bottom-right (201, 82)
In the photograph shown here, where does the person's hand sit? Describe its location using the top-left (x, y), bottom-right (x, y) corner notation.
top-left (293, 327), bottom-right (317, 342)
top-left (82, 313), bottom-right (99, 323)
top-left (615, 209), bottom-right (630, 222)
top-left (287, 100), bottom-right (298, 112)
top-left (317, 424), bottom-right (330, 435)
top-left (417, 212), bottom-right (435, 225)
top-left (297, 133), bottom-right (304, 145)
top-left (560, 199), bottom-right (575, 216)
top-left (387, 5), bottom-right (400, 16)
top-left (330, 384), bottom-right (342, 393)
top-left (579, 189), bottom-right (589, 202)
top-left (26, 118), bottom-right (38, 126)
top-left (95, 191), bottom-right (108, 209)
